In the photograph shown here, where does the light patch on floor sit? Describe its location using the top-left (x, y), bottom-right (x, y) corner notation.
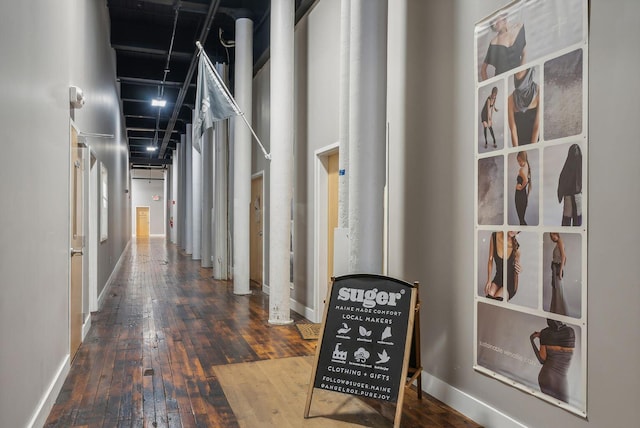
top-left (212, 356), bottom-right (391, 427)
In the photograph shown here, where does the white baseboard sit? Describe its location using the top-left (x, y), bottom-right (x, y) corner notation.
top-left (421, 371), bottom-right (526, 428)
top-left (27, 355), bottom-right (70, 428)
top-left (98, 239), bottom-right (131, 310)
top-left (261, 283), bottom-right (316, 322)
top-left (82, 313), bottom-right (92, 340)
top-left (290, 297), bottom-right (316, 321)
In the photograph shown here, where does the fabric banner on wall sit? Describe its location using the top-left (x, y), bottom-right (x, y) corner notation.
top-left (473, 0), bottom-right (588, 416)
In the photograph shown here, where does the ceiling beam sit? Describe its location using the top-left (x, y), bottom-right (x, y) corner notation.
top-left (130, 157), bottom-right (173, 165)
top-left (136, 0), bottom-right (209, 14)
top-left (112, 44), bottom-right (192, 60)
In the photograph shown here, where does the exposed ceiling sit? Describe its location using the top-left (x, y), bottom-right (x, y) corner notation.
top-left (107, 0), bottom-right (315, 169)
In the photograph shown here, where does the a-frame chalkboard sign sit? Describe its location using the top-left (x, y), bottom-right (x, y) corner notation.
top-left (304, 274), bottom-right (421, 427)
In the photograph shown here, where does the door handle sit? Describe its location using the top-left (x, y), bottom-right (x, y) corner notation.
top-left (70, 248), bottom-right (84, 257)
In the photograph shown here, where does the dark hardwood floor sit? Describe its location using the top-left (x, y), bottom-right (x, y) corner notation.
top-left (45, 238), bottom-right (480, 428)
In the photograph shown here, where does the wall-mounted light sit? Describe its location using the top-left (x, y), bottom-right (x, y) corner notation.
top-left (151, 98), bottom-right (166, 107)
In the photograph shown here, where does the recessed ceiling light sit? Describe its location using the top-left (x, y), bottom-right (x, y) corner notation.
top-left (151, 98), bottom-right (166, 107)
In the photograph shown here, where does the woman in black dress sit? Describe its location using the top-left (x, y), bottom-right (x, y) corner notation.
top-left (549, 232), bottom-right (567, 315)
top-left (514, 151), bottom-right (531, 225)
top-left (480, 14), bottom-right (527, 81)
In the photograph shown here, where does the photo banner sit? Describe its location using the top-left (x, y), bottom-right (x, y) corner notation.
top-left (473, 0), bottom-right (588, 417)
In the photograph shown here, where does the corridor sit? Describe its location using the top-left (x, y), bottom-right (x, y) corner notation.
top-left (44, 238), bottom-right (479, 427)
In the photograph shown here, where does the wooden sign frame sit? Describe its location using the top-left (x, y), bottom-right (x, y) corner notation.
top-left (304, 274), bottom-right (422, 427)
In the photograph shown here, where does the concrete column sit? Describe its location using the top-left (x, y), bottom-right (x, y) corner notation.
top-left (185, 123), bottom-right (193, 255)
top-left (348, 0), bottom-right (388, 274)
top-left (178, 134), bottom-right (186, 249)
top-left (192, 131), bottom-right (202, 260)
top-left (233, 17), bottom-right (253, 295)
top-left (171, 149), bottom-right (178, 243)
top-left (338, 0), bottom-right (350, 229)
top-left (201, 127), bottom-right (213, 267)
top-left (269, 0), bottom-right (294, 324)
top-left (165, 166), bottom-right (171, 239)
top-left (213, 64), bottom-right (230, 279)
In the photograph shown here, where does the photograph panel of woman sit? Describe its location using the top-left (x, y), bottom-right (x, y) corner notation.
top-left (530, 319), bottom-right (576, 403)
top-left (514, 151), bottom-right (531, 225)
top-left (508, 149), bottom-right (539, 226)
top-left (508, 67), bottom-right (540, 146)
top-left (557, 143), bottom-right (583, 226)
top-left (481, 86), bottom-right (500, 149)
top-left (480, 13), bottom-right (526, 81)
top-left (543, 232), bottom-right (582, 318)
top-left (484, 231), bottom-right (520, 301)
top-left (542, 142), bottom-right (584, 226)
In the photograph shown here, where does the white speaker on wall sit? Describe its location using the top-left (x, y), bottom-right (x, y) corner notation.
top-left (69, 86), bottom-right (85, 109)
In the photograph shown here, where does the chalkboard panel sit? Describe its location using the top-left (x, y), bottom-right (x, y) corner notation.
top-left (312, 274), bottom-right (416, 403)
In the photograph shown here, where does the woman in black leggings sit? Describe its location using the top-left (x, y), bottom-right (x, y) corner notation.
top-left (481, 87), bottom-right (499, 148)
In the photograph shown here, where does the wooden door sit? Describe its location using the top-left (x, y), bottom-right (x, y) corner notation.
top-left (70, 126), bottom-right (84, 360)
top-left (250, 176), bottom-right (263, 286)
top-left (327, 153), bottom-right (339, 282)
top-left (136, 207), bottom-right (150, 238)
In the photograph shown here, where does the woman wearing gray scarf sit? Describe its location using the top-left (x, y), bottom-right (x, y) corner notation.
top-left (508, 68), bottom-right (540, 146)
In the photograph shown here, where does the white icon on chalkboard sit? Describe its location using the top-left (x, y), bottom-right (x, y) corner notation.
top-left (381, 326), bottom-right (392, 341)
top-left (337, 323), bottom-right (351, 335)
top-left (359, 326), bottom-right (372, 337)
top-left (332, 343), bottom-right (348, 362)
top-left (376, 349), bottom-right (391, 364)
top-left (378, 326), bottom-right (394, 345)
top-left (354, 347), bottom-right (370, 363)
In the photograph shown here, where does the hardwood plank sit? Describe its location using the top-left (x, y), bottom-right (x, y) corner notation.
top-left (44, 238), bottom-right (481, 428)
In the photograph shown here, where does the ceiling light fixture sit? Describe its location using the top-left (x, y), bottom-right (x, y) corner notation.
top-left (151, 98), bottom-right (166, 107)
top-left (146, 146), bottom-right (157, 152)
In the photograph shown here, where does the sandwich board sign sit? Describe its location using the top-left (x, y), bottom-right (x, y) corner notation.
top-left (304, 274), bottom-right (419, 427)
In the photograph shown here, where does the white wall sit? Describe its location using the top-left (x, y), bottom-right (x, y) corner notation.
top-left (385, 0), bottom-right (640, 427)
top-left (131, 170), bottom-right (166, 236)
top-left (70, 0), bottom-right (131, 301)
top-left (0, 1), bottom-right (130, 426)
top-left (252, 0), bottom-right (640, 426)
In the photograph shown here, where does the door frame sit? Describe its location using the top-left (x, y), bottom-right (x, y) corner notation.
top-left (250, 171), bottom-right (265, 287)
top-left (69, 120), bottom-right (85, 359)
top-left (88, 150), bottom-right (99, 313)
top-left (313, 142), bottom-right (339, 323)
